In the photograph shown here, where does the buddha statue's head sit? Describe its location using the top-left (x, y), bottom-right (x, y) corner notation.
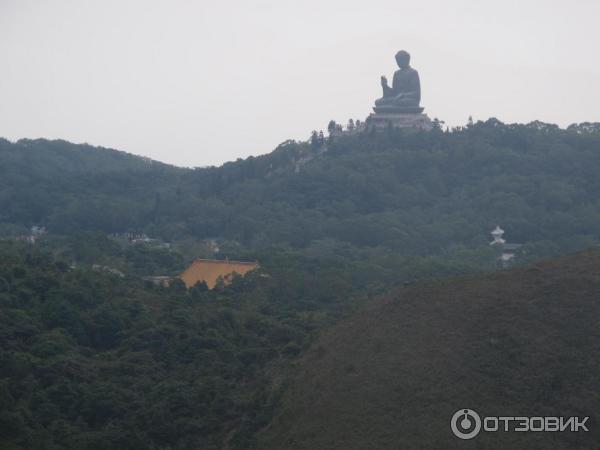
top-left (395, 50), bottom-right (411, 69)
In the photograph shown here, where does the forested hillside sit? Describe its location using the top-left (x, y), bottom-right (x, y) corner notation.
top-left (2, 121), bottom-right (600, 262)
top-left (0, 138), bottom-right (182, 234)
top-left (0, 241), bottom-right (348, 449)
top-left (2, 120), bottom-right (600, 449)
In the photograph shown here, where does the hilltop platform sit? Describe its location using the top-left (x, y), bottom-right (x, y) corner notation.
top-left (366, 112), bottom-right (433, 131)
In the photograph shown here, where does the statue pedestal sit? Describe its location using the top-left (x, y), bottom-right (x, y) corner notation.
top-left (366, 112), bottom-right (433, 131)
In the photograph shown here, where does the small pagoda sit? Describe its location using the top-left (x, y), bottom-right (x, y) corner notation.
top-left (490, 226), bottom-right (522, 266)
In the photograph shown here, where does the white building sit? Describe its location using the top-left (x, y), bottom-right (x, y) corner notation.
top-left (490, 226), bottom-right (522, 266)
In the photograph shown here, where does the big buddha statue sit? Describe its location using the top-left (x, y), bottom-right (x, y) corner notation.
top-left (374, 50), bottom-right (424, 114)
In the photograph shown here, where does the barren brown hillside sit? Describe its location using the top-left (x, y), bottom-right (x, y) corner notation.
top-left (257, 250), bottom-right (600, 450)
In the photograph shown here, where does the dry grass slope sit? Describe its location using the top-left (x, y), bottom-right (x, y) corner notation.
top-left (257, 250), bottom-right (600, 450)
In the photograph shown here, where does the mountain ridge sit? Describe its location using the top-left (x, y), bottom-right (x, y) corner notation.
top-left (3, 119), bottom-right (600, 271)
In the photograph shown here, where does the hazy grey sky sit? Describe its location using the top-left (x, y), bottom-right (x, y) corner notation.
top-left (1, 1), bottom-right (599, 167)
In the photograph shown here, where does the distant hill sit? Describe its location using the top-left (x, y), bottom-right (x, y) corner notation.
top-left (257, 249), bottom-right (600, 450)
top-left (0, 138), bottom-right (184, 234)
top-left (0, 138), bottom-right (169, 174)
top-left (2, 121), bottom-right (600, 263)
